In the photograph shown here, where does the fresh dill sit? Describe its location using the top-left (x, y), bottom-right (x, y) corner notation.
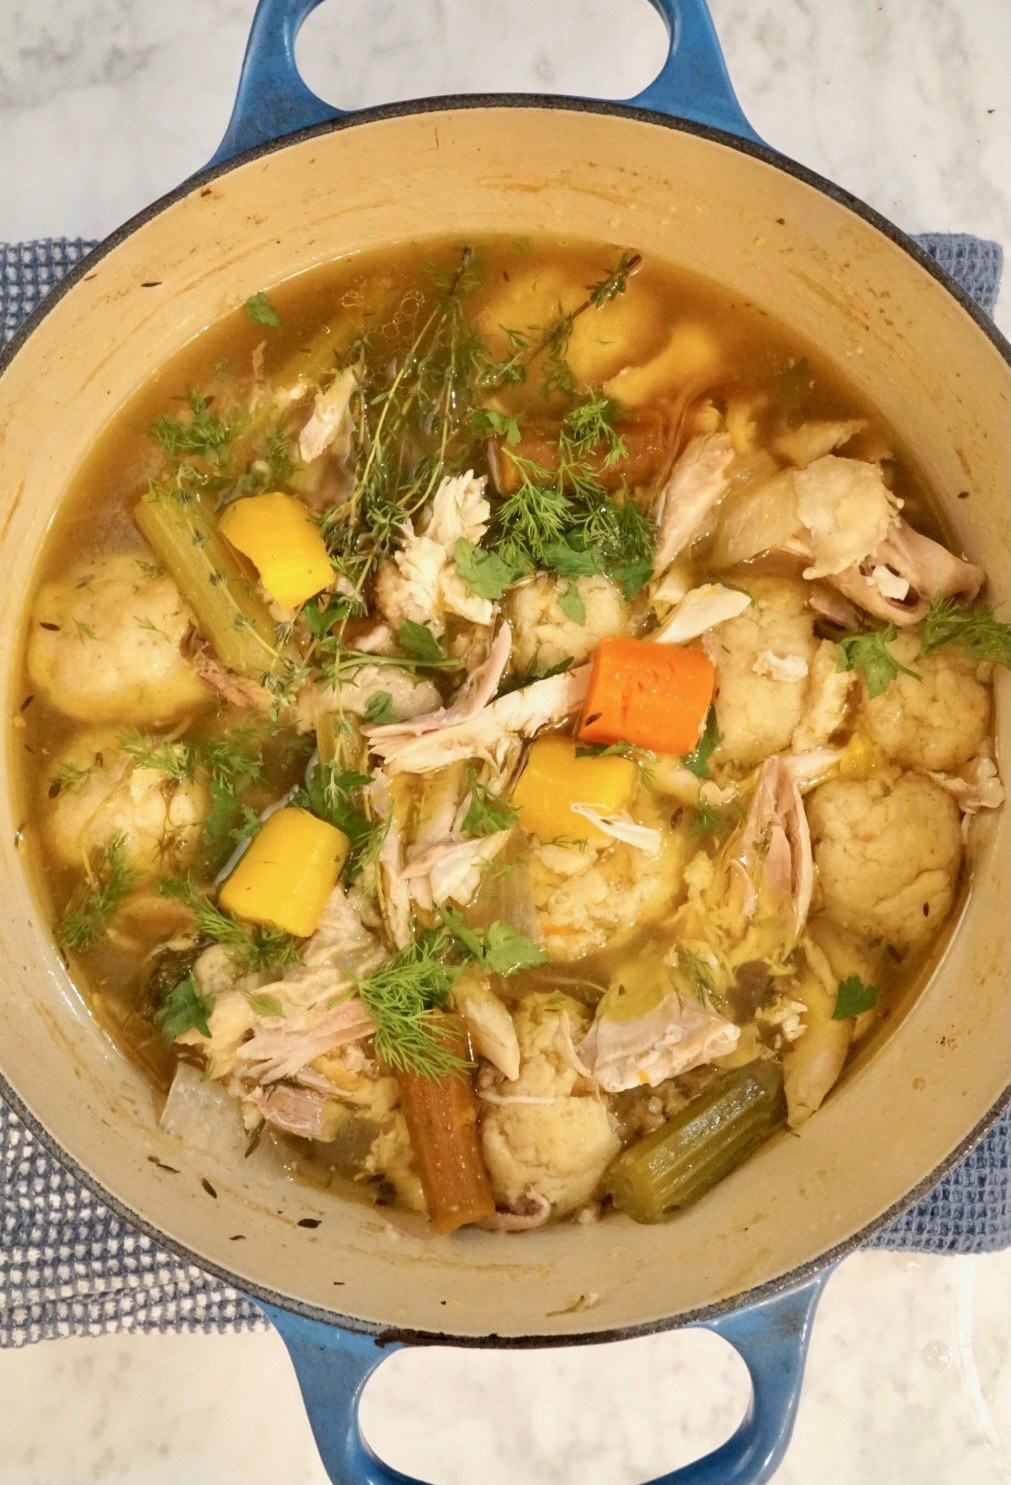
top-left (49, 761), bottom-right (93, 796)
top-left (57, 835), bottom-right (140, 951)
top-left (678, 947), bottom-right (715, 1003)
top-left (293, 762), bottom-right (386, 883)
top-left (74, 620), bottom-right (98, 642)
top-left (347, 933), bottom-right (465, 1079)
top-left (921, 597), bottom-right (1011, 667)
top-left (119, 729), bottom-right (198, 781)
top-left (157, 877), bottom-right (301, 970)
top-left (836, 624), bottom-right (921, 698)
top-left (149, 388), bottom-right (245, 467)
top-left (461, 769), bottom-right (518, 837)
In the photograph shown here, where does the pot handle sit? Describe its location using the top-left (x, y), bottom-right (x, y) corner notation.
top-left (260, 1268), bottom-right (829, 1485)
top-left (210, 0), bottom-right (760, 166)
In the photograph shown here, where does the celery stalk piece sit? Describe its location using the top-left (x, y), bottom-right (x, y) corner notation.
top-left (606, 1060), bottom-right (786, 1223)
top-left (135, 492), bottom-right (299, 680)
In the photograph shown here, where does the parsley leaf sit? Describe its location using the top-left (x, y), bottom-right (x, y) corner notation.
top-left (244, 292), bottom-right (281, 328)
top-left (836, 625), bottom-right (921, 699)
top-left (540, 539), bottom-right (604, 578)
top-left (56, 834), bottom-right (140, 951)
top-left (397, 619), bottom-right (447, 666)
top-left (454, 538), bottom-right (522, 601)
top-left (612, 556), bottom-right (654, 601)
top-left (496, 656), bottom-right (573, 697)
top-left (832, 975), bottom-right (880, 1020)
top-left (557, 580), bottom-right (586, 625)
top-left (441, 906), bottom-right (547, 976)
top-left (921, 597), bottom-right (1011, 667)
top-left (156, 972), bottom-right (213, 1042)
top-left (471, 407), bottom-right (521, 444)
top-left (461, 770), bottom-right (518, 837)
top-left (363, 690), bottom-right (396, 725)
top-left (301, 591), bottom-right (363, 638)
top-left (683, 708), bottom-right (721, 777)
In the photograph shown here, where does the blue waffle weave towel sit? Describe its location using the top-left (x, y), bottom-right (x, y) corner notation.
top-left (0, 232), bottom-right (1006, 1347)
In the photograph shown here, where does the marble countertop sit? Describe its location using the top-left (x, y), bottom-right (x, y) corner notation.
top-left (0, 2), bottom-right (1008, 1482)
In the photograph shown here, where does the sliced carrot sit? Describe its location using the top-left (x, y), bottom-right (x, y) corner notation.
top-left (579, 635), bottom-right (715, 755)
top-left (397, 1016), bottom-right (496, 1235)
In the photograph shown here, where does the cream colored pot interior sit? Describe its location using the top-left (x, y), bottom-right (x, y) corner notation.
top-left (1, 106), bottom-right (1007, 1340)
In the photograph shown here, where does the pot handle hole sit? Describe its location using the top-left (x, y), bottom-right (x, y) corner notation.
top-left (210, 0), bottom-right (761, 166)
top-left (260, 1269), bottom-right (830, 1485)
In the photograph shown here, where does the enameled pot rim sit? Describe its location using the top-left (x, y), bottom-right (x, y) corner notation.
top-left (1, 92), bottom-right (1008, 1347)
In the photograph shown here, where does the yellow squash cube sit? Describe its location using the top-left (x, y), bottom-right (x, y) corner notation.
top-left (219, 491), bottom-right (333, 611)
top-left (510, 735), bottom-right (638, 845)
top-left (219, 807), bottom-right (349, 937)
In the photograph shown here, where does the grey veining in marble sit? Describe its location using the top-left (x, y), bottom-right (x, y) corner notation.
top-left (0, 2), bottom-right (1008, 1482)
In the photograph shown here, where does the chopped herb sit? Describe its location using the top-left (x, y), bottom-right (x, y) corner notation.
top-left (540, 539), bottom-right (604, 578)
top-left (119, 729), bottom-right (198, 780)
top-left (453, 537), bottom-right (522, 601)
top-left (691, 799), bottom-right (741, 838)
top-left (679, 947), bottom-right (714, 1002)
top-left (156, 972), bottom-right (213, 1042)
top-left (149, 388), bottom-right (244, 466)
top-left (682, 708), bottom-right (721, 777)
top-left (57, 834), bottom-right (139, 951)
top-left (832, 975), bottom-right (880, 1020)
top-left (135, 616), bottom-right (171, 641)
top-left (74, 620), bottom-right (97, 642)
top-left (574, 740), bottom-right (651, 765)
top-left (471, 407), bottom-right (521, 444)
top-left (246, 991), bottom-right (284, 1018)
top-left (496, 656), bottom-right (573, 697)
top-left (51, 762), bottom-right (93, 794)
top-left (301, 590), bottom-right (364, 639)
top-left (232, 803), bottom-right (264, 846)
top-left (461, 770), bottom-right (518, 837)
top-left (836, 625), bottom-right (921, 699)
top-left (363, 690), bottom-right (396, 725)
top-left (293, 762), bottom-right (385, 882)
top-left (348, 934), bottom-right (465, 1079)
top-left (397, 619), bottom-right (447, 666)
top-left (921, 597), bottom-right (1011, 667)
top-left (557, 580), bottom-right (586, 625)
top-left (156, 877), bottom-right (300, 971)
top-left (244, 292), bottom-right (282, 328)
top-left (440, 906), bottom-right (547, 976)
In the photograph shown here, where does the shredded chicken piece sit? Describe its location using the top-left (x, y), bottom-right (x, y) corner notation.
top-left (298, 367), bottom-right (357, 464)
top-left (754, 650), bottom-right (809, 682)
top-left (653, 432), bottom-right (735, 571)
top-left (367, 623), bottom-right (512, 741)
top-left (236, 999), bottom-right (376, 1085)
top-left (402, 831), bottom-right (510, 907)
top-left (828, 517), bottom-right (984, 627)
top-left (368, 664), bottom-right (590, 775)
top-left (373, 471), bottom-right (494, 636)
top-left (794, 456), bottom-right (900, 580)
top-left (791, 639), bottom-right (856, 752)
top-left (569, 805), bottom-right (663, 855)
top-left (782, 749), bottom-right (844, 792)
top-left (928, 755), bottom-right (1005, 814)
top-left (187, 635), bottom-right (271, 712)
top-left (740, 755), bottom-right (814, 943)
top-left (247, 1083), bottom-right (343, 1141)
top-left (653, 583), bottom-right (752, 644)
top-left (479, 1190), bottom-right (553, 1232)
top-left (773, 419), bottom-right (867, 467)
top-left (578, 986), bottom-right (739, 1093)
top-left (455, 970), bottom-right (521, 1081)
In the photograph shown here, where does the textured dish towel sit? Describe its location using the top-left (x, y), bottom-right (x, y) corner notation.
top-left (0, 232), bottom-right (1007, 1349)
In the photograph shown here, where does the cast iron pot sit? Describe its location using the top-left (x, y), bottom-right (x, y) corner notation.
top-left (0, 3), bottom-right (1007, 1481)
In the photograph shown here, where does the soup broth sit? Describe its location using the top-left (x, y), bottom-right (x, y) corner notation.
top-left (12, 235), bottom-right (1005, 1233)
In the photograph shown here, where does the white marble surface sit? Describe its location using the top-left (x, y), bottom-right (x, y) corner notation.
top-left (0, 2), bottom-right (1009, 1482)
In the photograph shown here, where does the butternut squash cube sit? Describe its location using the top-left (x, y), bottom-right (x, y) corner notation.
top-left (510, 735), bottom-right (638, 845)
top-left (219, 807), bottom-right (349, 937)
top-left (219, 491), bottom-right (333, 611)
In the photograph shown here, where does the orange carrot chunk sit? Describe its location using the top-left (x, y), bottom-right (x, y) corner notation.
top-left (397, 1016), bottom-right (496, 1235)
top-left (578, 635), bottom-right (716, 755)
